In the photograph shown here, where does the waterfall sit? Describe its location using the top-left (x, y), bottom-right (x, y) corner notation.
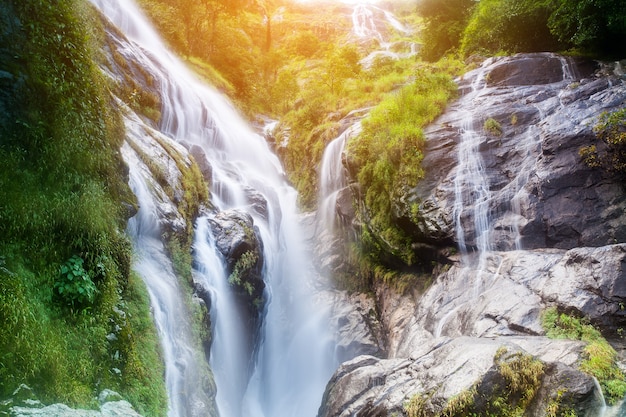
top-left (352, 5), bottom-right (383, 41)
top-left (317, 123), bottom-right (361, 231)
top-left (453, 68), bottom-right (492, 259)
top-left (452, 55), bottom-right (577, 258)
top-left (433, 54), bottom-right (585, 336)
top-left (351, 4), bottom-right (417, 69)
top-left (125, 142), bottom-right (213, 417)
top-left (91, 0), bottom-right (340, 416)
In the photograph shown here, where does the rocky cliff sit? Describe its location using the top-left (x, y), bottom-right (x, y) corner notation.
top-left (320, 53), bottom-right (626, 416)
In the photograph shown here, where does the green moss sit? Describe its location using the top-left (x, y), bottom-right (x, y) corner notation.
top-left (118, 272), bottom-right (168, 416)
top-left (347, 62), bottom-right (459, 267)
top-left (405, 348), bottom-right (544, 417)
top-left (0, 1), bottom-right (165, 413)
top-left (542, 307), bottom-right (626, 405)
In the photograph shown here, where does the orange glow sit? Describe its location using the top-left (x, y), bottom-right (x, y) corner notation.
top-left (294, 0), bottom-right (381, 3)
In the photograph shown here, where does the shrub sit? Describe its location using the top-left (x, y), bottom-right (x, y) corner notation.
top-left (55, 256), bottom-right (98, 308)
top-left (548, 0), bottom-right (626, 57)
top-left (484, 117), bottom-right (503, 136)
top-left (542, 307), bottom-right (626, 404)
top-left (580, 108), bottom-right (626, 177)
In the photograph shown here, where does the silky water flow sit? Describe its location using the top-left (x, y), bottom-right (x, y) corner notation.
top-left (91, 0), bottom-right (341, 416)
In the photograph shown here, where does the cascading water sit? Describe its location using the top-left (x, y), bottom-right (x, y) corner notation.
top-left (91, 0), bottom-right (340, 416)
top-left (351, 4), bottom-right (416, 69)
top-left (124, 138), bottom-right (214, 417)
top-left (317, 123), bottom-right (361, 231)
top-left (434, 55), bottom-right (583, 336)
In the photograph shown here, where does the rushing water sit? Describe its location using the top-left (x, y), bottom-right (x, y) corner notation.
top-left (317, 123), bottom-right (361, 231)
top-left (351, 4), bottom-right (416, 69)
top-left (91, 0), bottom-right (340, 416)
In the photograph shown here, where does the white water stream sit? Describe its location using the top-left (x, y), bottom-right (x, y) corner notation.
top-left (317, 123), bottom-right (361, 231)
top-left (91, 0), bottom-right (340, 416)
top-left (351, 4), bottom-right (416, 69)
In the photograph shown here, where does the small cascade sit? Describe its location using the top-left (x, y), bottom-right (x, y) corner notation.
top-left (351, 5), bottom-right (383, 42)
top-left (193, 217), bottom-right (249, 417)
top-left (593, 377), bottom-right (608, 411)
top-left (351, 4), bottom-right (417, 69)
top-left (434, 54), bottom-right (588, 337)
top-left (453, 69), bottom-right (492, 259)
top-left (125, 145), bottom-right (213, 417)
top-left (506, 124), bottom-right (542, 250)
top-left (317, 123), bottom-right (361, 231)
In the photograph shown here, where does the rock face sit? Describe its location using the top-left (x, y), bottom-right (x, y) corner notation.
top-left (207, 209), bottom-right (265, 311)
top-left (320, 54), bottom-right (626, 416)
top-left (4, 387), bottom-right (146, 417)
top-left (318, 337), bottom-right (603, 417)
top-left (412, 53), bottom-right (626, 253)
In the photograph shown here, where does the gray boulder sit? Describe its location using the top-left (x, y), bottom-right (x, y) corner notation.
top-left (318, 337), bottom-right (602, 417)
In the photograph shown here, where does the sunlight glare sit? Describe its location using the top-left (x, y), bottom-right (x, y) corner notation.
top-left (294, 0), bottom-right (380, 4)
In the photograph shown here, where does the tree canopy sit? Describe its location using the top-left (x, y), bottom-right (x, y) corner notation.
top-left (417, 0), bottom-right (626, 59)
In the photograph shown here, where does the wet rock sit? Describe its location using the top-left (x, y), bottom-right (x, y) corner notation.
top-left (318, 337), bottom-right (600, 417)
top-left (208, 209), bottom-right (265, 311)
top-left (324, 53), bottom-right (626, 417)
top-left (322, 290), bottom-right (385, 360)
top-left (411, 53), bottom-right (626, 252)
top-left (188, 144), bottom-right (213, 183)
top-left (6, 389), bottom-right (145, 417)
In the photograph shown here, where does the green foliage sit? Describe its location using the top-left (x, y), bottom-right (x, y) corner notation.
top-left (282, 30), bottom-right (321, 58)
top-left (548, 0), bottom-right (626, 57)
top-left (0, 1), bottom-right (164, 413)
top-left (416, 0), bottom-right (475, 61)
top-left (422, 0), bottom-right (626, 59)
top-left (228, 251), bottom-right (259, 296)
top-left (115, 272), bottom-right (168, 417)
top-left (542, 307), bottom-right (626, 405)
top-left (404, 393), bottom-right (428, 417)
top-left (459, 0), bottom-right (562, 57)
top-left (55, 256), bottom-right (99, 308)
top-left (580, 108), bottom-right (626, 177)
top-left (484, 117), bottom-right (503, 136)
top-left (347, 64), bottom-right (458, 266)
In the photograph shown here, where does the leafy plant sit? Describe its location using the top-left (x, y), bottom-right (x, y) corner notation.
top-left (55, 255), bottom-right (98, 307)
top-left (228, 251), bottom-right (259, 296)
top-left (542, 307), bottom-right (626, 404)
top-left (484, 117), bottom-right (503, 136)
top-left (580, 108), bottom-right (626, 177)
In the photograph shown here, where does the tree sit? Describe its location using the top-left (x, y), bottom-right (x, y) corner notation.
top-left (321, 45), bottom-right (361, 95)
top-left (548, 0), bottom-right (626, 56)
top-left (255, 0), bottom-right (287, 52)
top-left (460, 0), bottom-right (563, 57)
top-left (416, 0), bottom-right (475, 61)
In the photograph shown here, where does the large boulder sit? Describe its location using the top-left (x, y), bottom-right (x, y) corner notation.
top-left (318, 337), bottom-right (602, 417)
top-left (208, 209), bottom-right (265, 315)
